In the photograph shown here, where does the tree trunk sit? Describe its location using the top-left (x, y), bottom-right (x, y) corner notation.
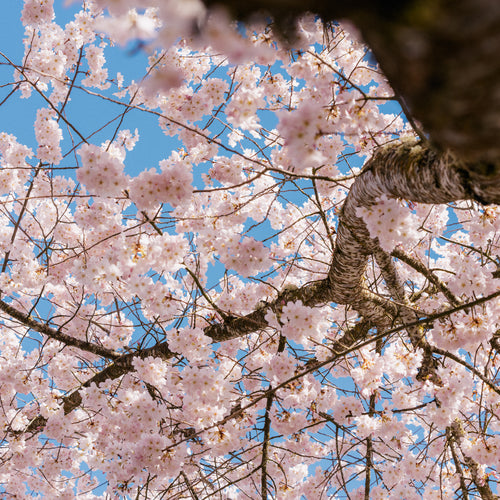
top-left (203, 0), bottom-right (500, 167)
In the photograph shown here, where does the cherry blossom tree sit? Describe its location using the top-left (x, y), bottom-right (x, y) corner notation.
top-left (0, 0), bottom-right (499, 498)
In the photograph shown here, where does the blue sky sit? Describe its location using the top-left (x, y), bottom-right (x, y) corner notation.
top-left (0, 1), bottom-right (178, 182)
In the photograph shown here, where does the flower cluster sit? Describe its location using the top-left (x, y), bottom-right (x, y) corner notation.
top-left (34, 108), bottom-right (62, 165)
top-left (208, 155), bottom-right (246, 185)
top-left (81, 44), bottom-right (110, 89)
top-left (278, 100), bottom-right (326, 171)
top-left (77, 143), bottom-right (129, 197)
top-left (180, 365), bottom-right (234, 427)
top-left (128, 151), bottom-right (193, 210)
top-left (21, 0), bottom-right (54, 26)
top-left (218, 236), bottom-right (272, 277)
top-left (0, 133), bottom-right (32, 194)
top-left (280, 300), bottom-right (329, 345)
top-left (95, 8), bottom-right (159, 46)
top-left (167, 326), bottom-right (212, 362)
top-left (225, 78), bottom-right (265, 130)
top-left (357, 194), bottom-right (421, 251)
top-left (145, 232), bottom-right (188, 273)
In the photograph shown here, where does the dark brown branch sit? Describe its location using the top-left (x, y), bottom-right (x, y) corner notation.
top-left (180, 471), bottom-right (200, 500)
top-left (449, 420), bottom-right (497, 500)
top-left (446, 426), bottom-right (471, 500)
top-left (391, 248), bottom-right (462, 307)
top-left (22, 280), bottom-right (333, 432)
top-left (364, 392), bottom-right (377, 500)
top-left (20, 140), bottom-right (500, 435)
top-left (163, 321), bottom-right (372, 451)
top-left (373, 247), bottom-right (441, 383)
top-left (22, 284), bottom-right (500, 437)
top-left (431, 347), bottom-right (500, 396)
top-left (0, 298), bottom-right (120, 360)
top-left (261, 392), bottom-right (274, 499)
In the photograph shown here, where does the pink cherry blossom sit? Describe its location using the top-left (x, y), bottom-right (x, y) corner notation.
top-left (0, 1), bottom-right (497, 497)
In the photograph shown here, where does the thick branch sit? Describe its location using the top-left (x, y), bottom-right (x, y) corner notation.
top-left (449, 420), bottom-right (497, 500)
top-left (23, 280), bottom-right (333, 431)
top-left (325, 139), bottom-right (500, 378)
top-left (329, 138), bottom-right (500, 313)
top-left (21, 140), bottom-right (500, 434)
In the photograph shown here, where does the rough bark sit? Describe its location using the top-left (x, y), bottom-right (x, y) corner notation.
top-left (202, 0), bottom-right (500, 165)
top-left (17, 138), bottom-right (500, 434)
top-left (449, 420), bottom-right (497, 500)
top-left (329, 138), bottom-right (500, 312)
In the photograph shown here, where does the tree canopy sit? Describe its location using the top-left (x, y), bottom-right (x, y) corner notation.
top-left (0, 0), bottom-right (499, 498)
